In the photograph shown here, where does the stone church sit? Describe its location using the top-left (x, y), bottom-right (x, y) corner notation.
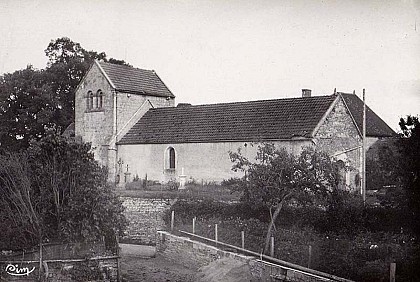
top-left (74, 61), bottom-right (395, 190)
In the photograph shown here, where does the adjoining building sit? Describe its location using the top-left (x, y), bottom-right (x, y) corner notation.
top-left (74, 61), bottom-right (396, 190)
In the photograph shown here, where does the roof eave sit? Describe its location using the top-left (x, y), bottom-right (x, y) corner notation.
top-left (114, 88), bottom-right (175, 98)
top-left (117, 137), bottom-right (314, 145)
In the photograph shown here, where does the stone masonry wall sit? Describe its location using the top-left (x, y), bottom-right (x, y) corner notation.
top-left (314, 97), bottom-right (362, 190)
top-left (75, 63), bottom-right (115, 167)
top-left (156, 231), bottom-right (348, 282)
top-left (116, 93), bottom-right (174, 132)
top-left (121, 197), bottom-right (175, 245)
top-left (156, 231), bottom-right (253, 270)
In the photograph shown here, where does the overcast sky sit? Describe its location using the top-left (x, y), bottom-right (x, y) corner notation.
top-left (1, 0), bottom-right (419, 130)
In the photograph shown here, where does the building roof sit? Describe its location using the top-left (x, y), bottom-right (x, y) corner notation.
top-left (97, 61), bottom-right (175, 98)
top-left (119, 95), bottom-right (338, 144)
top-left (341, 93), bottom-right (396, 137)
top-left (118, 94), bottom-right (396, 145)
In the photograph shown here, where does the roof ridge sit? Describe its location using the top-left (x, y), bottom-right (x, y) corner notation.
top-left (98, 60), bottom-right (155, 73)
top-left (168, 94), bottom-right (337, 109)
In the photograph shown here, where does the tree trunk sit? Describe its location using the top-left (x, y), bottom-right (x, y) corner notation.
top-left (263, 198), bottom-right (286, 255)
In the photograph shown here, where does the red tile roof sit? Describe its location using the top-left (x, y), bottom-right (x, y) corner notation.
top-left (118, 95), bottom-right (338, 144)
top-left (98, 61), bottom-right (175, 98)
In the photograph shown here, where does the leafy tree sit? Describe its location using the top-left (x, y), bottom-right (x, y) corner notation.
top-left (0, 130), bottom-right (127, 250)
top-left (229, 143), bottom-right (339, 254)
top-left (0, 37), bottom-right (130, 152)
top-left (398, 115), bottom-right (420, 235)
top-left (0, 152), bottom-right (43, 249)
top-left (366, 140), bottom-right (399, 191)
top-left (0, 66), bottom-right (56, 151)
top-left (43, 37), bottom-right (130, 130)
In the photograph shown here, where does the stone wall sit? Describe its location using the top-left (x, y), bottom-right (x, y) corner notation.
top-left (75, 61), bottom-right (175, 181)
top-left (156, 231), bottom-right (253, 270)
top-left (156, 231), bottom-right (352, 282)
top-left (75, 62), bottom-right (115, 167)
top-left (314, 97), bottom-right (363, 190)
top-left (121, 197), bottom-right (175, 245)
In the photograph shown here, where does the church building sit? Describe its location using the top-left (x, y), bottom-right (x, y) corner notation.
top-left (74, 61), bottom-right (396, 190)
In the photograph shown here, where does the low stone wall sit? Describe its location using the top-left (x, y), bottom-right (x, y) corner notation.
top-left (121, 197), bottom-right (175, 245)
top-left (156, 231), bottom-right (352, 282)
top-left (156, 231), bottom-right (253, 270)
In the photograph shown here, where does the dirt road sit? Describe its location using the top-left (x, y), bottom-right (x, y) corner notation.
top-left (119, 244), bottom-right (196, 282)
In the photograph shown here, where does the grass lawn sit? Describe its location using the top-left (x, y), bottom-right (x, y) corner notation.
top-left (117, 183), bottom-right (241, 202)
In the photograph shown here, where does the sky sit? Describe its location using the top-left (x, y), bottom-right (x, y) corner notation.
top-left (0, 0), bottom-right (419, 131)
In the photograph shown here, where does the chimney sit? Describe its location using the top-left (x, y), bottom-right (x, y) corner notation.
top-left (302, 89), bottom-right (312, 98)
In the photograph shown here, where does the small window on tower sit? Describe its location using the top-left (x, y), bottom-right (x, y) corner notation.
top-left (87, 91), bottom-right (93, 110)
top-left (97, 90), bottom-right (104, 108)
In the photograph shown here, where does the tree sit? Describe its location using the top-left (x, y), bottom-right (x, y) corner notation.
top-left (0, 152), bottom-right (43, 249)
top-left (0, 66), bottom-right (56, 151)
top-left (44, 37), bottom-right (130, 129)
top-left (398, 115), bottom-right (420, 236)
top-left (0, 130), bottom-right (127, 250)
top-left (0, 37), bottom-right (130, 151)
top-left (229, 143), bottom-right (339, 254)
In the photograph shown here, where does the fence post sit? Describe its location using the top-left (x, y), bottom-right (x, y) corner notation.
top-left (241, 231), bottom-right (245, 249)
top-left (390, 263), bottom-right (396, 282)
top-left (270, 236), bottom-right (274, 257)
top-left (39, 242), bottom-right (43, 280)
top-left (171, 210), bottom-right (175, 232)
top-left (193, 217), bottom-right (196, 234)
top-left (215, 224), bottom-right (218, 243)
top-left (308, 245), bottom-right (312, 268)
top-left (116, 234), bottom-right (121, 282)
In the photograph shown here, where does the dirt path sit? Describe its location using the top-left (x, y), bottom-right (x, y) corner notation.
top-left (119, 244), bottom-right (196, 282)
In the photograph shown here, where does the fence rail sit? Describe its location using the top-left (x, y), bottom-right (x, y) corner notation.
top-left (178, 230), bottom-right (354, 282)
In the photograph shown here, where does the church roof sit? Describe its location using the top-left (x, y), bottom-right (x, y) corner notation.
top-left (340, 93), bottom-right (396, 137)
top-left (118, 94), bottom-right (396, 144)
top-left (119, 94), bottom-right (395, 144)
top-left (97, 61), bottom-right (175, 98)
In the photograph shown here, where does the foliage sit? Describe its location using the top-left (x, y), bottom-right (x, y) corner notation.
top-left (0, 131), bottom-right (127, 250)
top-left (0, 152), bottom-right (43, 249)
top-left (0, 66), bottom-right (56, 151)
top-left (0, 37), bottom-right (130, 152)
top-left (229, 143), bottom-right (339, 254)
top-left (366, 138), bottom-right (399, 191)
top-left (169, 200), bottom-right (419, 281)
top-left (67, 260), bottom-right (102, 281)
top-left (397, 115), bottom-right (420, 236)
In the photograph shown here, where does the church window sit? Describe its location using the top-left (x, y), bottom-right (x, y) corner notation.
top-left (165, 147), bottom-right (176, 172)
top-left (86, 90), bottom-right (104, 112)
top-left (87, 91), bottom-right (93, 110)
top-left (97, 90), bottom-right (104, 108)
top-left (169, 147), bottom-right (176, 169)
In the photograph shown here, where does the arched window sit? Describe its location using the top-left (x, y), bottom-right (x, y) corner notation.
top-left (169, 147), bottom-right (175, 169)
top-left (165, 147), bottom-right (176, 172)
top-left (97, 90), bottom-right (104, 108)
top-left (87, 91), bottom-right (93, 110)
